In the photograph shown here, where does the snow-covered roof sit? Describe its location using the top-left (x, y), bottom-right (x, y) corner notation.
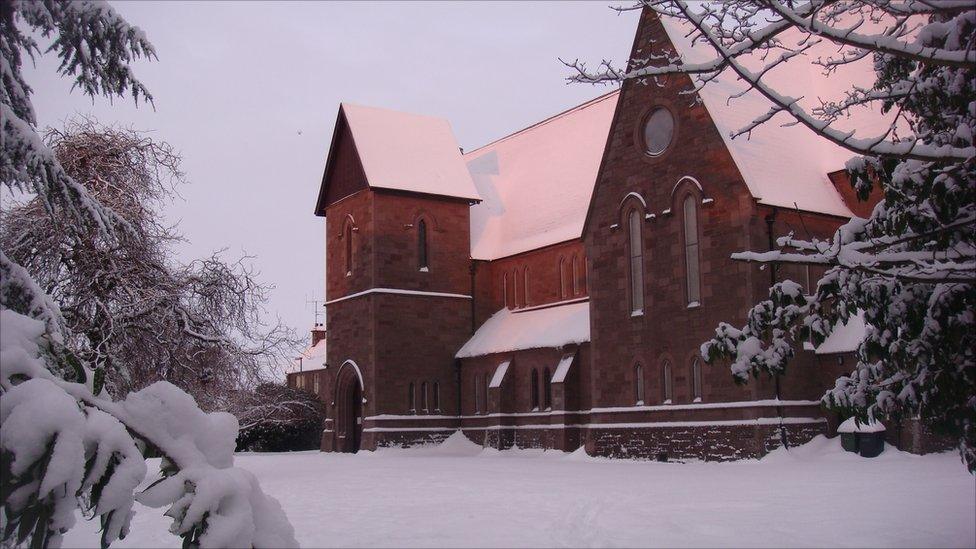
top-left (341, 103), bottom-right (481, 202)
top-left (455, 301), bottom-right (590, 358)
top-left (287, 338), bottom-right (327, 374)
top-left (551, 352), bottom-right (575, 384)
top-left (816, 312), bottom-right (867, 355)
top-left (489, 360), bottom-right (510, 388)
top-left (659, 17), bottom-right (890, 218)
top-left (465, 92), bottom-right (619, 260)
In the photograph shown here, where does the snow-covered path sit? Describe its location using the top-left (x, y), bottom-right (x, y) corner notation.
top-left (64, 435), bottom-right (975, 548)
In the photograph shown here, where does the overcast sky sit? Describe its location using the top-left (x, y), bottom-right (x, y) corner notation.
top-left (26, 1), bottom-right (637, 342)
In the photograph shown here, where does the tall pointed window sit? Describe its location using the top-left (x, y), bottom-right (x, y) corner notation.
top-left (417, 219), bottom-right (429, 271)
top-left (543, 367), bottom-right (552, 410)
top-left (572, 255), bottom-right (580, 295)
top-left (692, 358), bottom-right (703, 402)
top-left (628, 210), bottom-right (645, 314)
top-left (408, 382), bottom-right (415, 413)
top-left (482, 373), bottom-right (489, 414)
top-left (635, 363), bottom-right (645, 405)
top-left (503, 273), bottom-right (509, 308)
top-left (433, 381), bottom-right (440, 412)
top-left (559, 258), bottom-right (568, 299)
top-left (513, 269), bottom-right (522, 308)
top-left (474, 375), bottom-right (481, 414)
top-left (344, 222), bottom-right (353, 277)
top-left (421, 381), bottom-right (429, 412)
top-left (683, 195), bottom-right (701, 306)
top-left (662, 361), bottom-right (673, 403)
top-left (523, 267), bottom-right (530, 306)
top-left (530, 369), bottom-right (540, 410)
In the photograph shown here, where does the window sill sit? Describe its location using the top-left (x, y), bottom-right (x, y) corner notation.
top-left (662, 399), bottom-right (672, 405)
top-left (631, 310), bottom-right (644, 318)
top-left (693, 397), bottom-right (702, 403)
top-left (345, 272), bottom-right (352, 277)
top-left (419, 267), bottom-right (429, 273)
top-left (687, 301), bottom-right (700, 309)
top-left (635, 400), bottom-right (644, 406)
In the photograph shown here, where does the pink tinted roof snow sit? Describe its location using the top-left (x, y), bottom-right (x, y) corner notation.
top-left (465, 91), bottom-right (620, 260)
top-left (341, 103), bottom-right (481, 202)
top-left (658, 16), bottom-right (890, 218)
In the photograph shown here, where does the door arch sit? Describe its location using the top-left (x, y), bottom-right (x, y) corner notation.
top-left (335, 360), bottom-right (364, 453)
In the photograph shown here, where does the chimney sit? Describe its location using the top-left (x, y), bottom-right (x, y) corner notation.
top-left (311, 323), bottom-right (326, 347)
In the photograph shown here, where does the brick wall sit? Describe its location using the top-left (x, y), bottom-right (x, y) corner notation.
top-left (583, 8), bottom-right (848, 421)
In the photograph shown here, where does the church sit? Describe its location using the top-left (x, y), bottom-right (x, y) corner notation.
top-left (287, 8), bottom-right (937, 460)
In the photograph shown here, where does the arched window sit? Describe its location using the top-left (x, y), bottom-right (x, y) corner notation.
top-left (558, 257), bottom-right (568, 299)
top-left (523, 267), bottom-right (530, 306)
top-left (421, 381), bottom-right (429, 412)
top-left (482, 373), bottom-right (489, 414)
top-left (502, 273), bottom-right (509, 308)
top-left (662, 361), bottom-right (673, 403)
top-left (513, 269), bottom-right (521, 308)
top-left (408, 382), bottom-right (415, 412)
top-left (635, 363), bottom-right (645, 405)
top-left (572, 255), bottom-right (580, 295)
top-left (692, 358), bottom-right (703, 402)
top-left (344, 222), bottom-right (353, 276)
top-left (418, 219), bottom-right (429, 271)
top-left (543, 367), bottom-right (552, 410)
top-left (628, 210), bottom-right (645, 314)
top-left (433, 381), bottom-right (440, 412)
top-left (683, 195), bottom-right (701, 305)
top-left (530, 369), bottom-right (540, 410)
top-left (474, 375), bottom-right (481, 414)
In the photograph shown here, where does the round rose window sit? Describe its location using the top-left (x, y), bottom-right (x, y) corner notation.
top-left (643, 107), bottom-right (674, 156)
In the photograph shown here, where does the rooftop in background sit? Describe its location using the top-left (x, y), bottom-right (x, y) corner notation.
top-left (466, 91), bottom-right (619, 260)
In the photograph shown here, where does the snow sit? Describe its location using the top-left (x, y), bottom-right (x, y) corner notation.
top-left (466, 91), bottom-right (619, 260)
top-left (816, 311), bottom-right (868, 355)
top-left (489, 360), bottom-right (510, 388)
top-left (551, 352), bottom-right (575, 383)
top-left (456, 301), bottom-right (590, 358)
top-left (838, 417), bottom-right (887, 433)
top-left (0, 309), bottom-right (297, 548)
top-left (324, 287), bottom-right (472, 306)
top-left (341, 103), bottom-right (481, 201)
top-left (62, 436), bottom-right (975, 548)
top-left (658, 17), bottom-right (893, 217)
top-left (288, 337), bottom-right (327, 374)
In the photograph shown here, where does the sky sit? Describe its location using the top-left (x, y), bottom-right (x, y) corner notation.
top-left (24, 1), bottom-right (637, 342)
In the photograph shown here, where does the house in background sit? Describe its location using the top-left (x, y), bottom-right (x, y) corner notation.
top-left (288, 7), bottom-right (948, 458)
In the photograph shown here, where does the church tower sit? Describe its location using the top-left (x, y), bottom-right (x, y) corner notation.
top-left (313, 103), bottom-right (478, 451)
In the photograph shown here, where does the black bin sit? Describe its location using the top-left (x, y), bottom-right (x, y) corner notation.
top-left (840, 432), bottom-right (859, 453)
top-left (857, 431), bottom-right (885, 458)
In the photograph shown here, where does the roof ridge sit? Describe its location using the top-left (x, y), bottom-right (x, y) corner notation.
top-left (465, 88), bottom-right (620, 155)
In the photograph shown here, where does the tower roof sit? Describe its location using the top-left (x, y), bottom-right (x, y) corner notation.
top-left (316, 103), bottom-right (481, 213)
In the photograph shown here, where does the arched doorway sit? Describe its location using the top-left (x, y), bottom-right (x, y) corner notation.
top-left (335, 360), bottom-right (364, 453)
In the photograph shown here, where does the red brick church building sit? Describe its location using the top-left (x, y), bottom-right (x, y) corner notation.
top-left (287, 9), bottom-right (904, 459)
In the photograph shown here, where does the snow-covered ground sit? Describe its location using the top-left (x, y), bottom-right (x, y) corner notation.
top-left (64, 434), bottom-right (975, 548)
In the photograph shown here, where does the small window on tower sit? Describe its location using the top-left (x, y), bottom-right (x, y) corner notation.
top-left (418, 219), bottom-right (429, 272)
